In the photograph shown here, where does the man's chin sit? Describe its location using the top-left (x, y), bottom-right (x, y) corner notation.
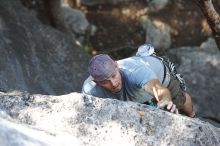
top-left (112, 86), bottom-right (122, 93)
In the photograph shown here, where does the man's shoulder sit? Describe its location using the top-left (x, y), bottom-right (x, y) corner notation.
top-left (117, 56), bottom-right (139, 64)
top-left (118, 56), bottom-right (150, 74)
top-left (82, 76), bottom-right (96, 94)
top-left (118, 56), bottom-right (141, 71)
top-left (82, 76), bottom-right (105, 97)
top-left (118, 56), bottom-right (162, 74)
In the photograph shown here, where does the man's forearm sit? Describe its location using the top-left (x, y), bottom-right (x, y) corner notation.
top-left (144, 79), bottom-right (172, 102)
top-left (153, 85), bottom-right (172, 102)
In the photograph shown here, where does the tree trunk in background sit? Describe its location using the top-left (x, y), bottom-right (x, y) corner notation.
top-left (194, 0), bottom-right (220, 50)
top-left (45, 0), bottom-right (70, 34)
top-left (20, 0), bottom-right (69, 35)
top-left (63, 0), bottom-right (81, 7)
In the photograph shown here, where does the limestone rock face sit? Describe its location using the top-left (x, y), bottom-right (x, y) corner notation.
top-left (0, 91), bottom-right (219, 146)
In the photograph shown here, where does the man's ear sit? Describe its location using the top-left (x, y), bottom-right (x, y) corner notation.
top-left (93, 80), bottom-right (101, 86)
top-left (93, 80), bottom-right (98, 84)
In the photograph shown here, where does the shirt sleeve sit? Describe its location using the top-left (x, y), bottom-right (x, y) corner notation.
top-left (81, 77), bottom-right (107, 98)
top-left (82, 77), bottom-right (96, 94)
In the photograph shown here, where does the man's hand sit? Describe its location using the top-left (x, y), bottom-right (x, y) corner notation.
top-left (157, 99), bottom-right (179, 114)
top-left (144, 79), bottom-right (179, 114)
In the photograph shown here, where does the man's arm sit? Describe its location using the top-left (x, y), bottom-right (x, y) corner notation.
top-left (143, 79), bottom-right (177, 113)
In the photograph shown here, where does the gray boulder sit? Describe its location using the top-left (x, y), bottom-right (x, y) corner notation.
top-left (147, 0), bottom-right (170, 12)
top-left (0, 0), bottom-right (90, 95)
top-left (141, 17), bottom-right (171, 50)
top-left (167, 38), bottom-right (220, 123)
top-left (63, 5), bottom-right (89, 35)
top-left (62, 5), bottom-right (96, 44)
top-left (79, 0), bottom-right (135, 6)
top-left (0, 91), bottom-right (219, 146)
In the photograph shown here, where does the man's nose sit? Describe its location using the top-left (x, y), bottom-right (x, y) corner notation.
top-left (110, 79), bottom-right (117, 87)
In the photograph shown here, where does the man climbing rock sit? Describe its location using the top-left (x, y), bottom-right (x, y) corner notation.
top-left (82, 44), bottom-right (196, 117)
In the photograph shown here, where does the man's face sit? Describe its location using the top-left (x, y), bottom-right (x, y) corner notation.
top-left (96, 67), bottom-right (122, 93)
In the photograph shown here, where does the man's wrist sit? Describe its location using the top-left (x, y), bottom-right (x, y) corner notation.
top-left (159, 97), bottom-right (171, 102)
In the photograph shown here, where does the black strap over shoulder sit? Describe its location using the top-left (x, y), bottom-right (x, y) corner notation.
top-left (150, 54), bottom-right (167, 84)
top-left (136, 45), bottom-right (187, 91)
top-left (151, 54), bottom-right (187, 91)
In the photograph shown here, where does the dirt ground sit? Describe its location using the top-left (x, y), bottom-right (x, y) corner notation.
top-left (73, 0), bottom-right (220, 59)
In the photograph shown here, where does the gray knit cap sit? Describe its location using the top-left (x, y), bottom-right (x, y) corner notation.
top-left (88, 54), bottom-right (116, 81)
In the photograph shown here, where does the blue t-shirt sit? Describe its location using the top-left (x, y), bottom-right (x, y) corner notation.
top-left (82, 56), bottom-right (164, 103)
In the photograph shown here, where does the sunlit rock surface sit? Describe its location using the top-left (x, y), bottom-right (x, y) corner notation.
top-left (0, 91), bottom-right (219, 146)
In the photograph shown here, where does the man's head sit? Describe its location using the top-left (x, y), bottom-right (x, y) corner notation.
top-left (88, 54), bottom-right (122, 93)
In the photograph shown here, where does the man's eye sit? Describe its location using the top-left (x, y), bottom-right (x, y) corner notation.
top-left (112, 74), bottom-right (116, 78)
top-left (101, 81), bottom-right (108, 85)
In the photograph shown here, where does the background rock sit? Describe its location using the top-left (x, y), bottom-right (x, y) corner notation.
top-left (141, 17), bottom-right (171, 49)
top-left (79, 0), bottom-right (136, 6)
top-left (63, 5), bottom-right (96, 44)
top-left (0, 0), bottom-right (90, 95)
top-left (147, 0), bottom-right (169, 12)
top-left (167, 38), bottom-right (220, 123)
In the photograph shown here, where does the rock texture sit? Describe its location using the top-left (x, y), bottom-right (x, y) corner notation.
top-left (167, 38), bottom-right (220, 124)
top-left (0, 0), bottom-right (90, 95)
top-left (141, 18), bottom-right (171, 50)
top-left (0, 91), bottom-right (219, 146)
top-left (1, 1), bottom-right (220, 145)
top-left (0, 115), bottom-right (81, 146)
top-left (79, 0), bottom-right (135, 6)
